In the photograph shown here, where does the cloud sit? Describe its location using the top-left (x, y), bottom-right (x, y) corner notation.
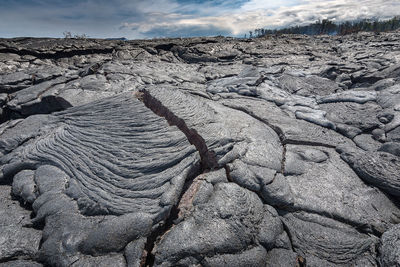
top-left (122, 0), bottom-right (400, 38)
top-left (1, 0), bottom-right (400, 39)
top-left (240, 0), bottom-right (302, 11)
top-left (0, 0), bottom-right (182, 38)
top-left (140, 23), bottom-right (232, 38)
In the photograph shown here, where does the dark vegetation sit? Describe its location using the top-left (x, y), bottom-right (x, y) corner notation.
top-left (249, 16), bottom-right (400, 37)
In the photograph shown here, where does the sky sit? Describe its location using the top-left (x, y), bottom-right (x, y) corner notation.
top-left (1, 0), bottom-right (400, 39)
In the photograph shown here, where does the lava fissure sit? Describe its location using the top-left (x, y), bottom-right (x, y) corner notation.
top-left (141, 161), bottom-right (202, 267)
top-left (139, 89), bottom-right (218, 170)
top-left (135, 89), bottom-right (221, 266)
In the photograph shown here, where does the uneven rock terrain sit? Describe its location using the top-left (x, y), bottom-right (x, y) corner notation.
top-left (0, 32), bottom-right (399, 266)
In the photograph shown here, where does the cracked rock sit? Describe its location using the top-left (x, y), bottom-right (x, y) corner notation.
top-left (1, 33), bottom-right (400, 266)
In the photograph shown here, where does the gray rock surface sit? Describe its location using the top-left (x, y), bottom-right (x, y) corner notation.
top-left (0, 186), bottom-right (42, 262)
top-left (339, 146), bottom-right (400, 197)
top-left (281, 211), bottom-right (378, 266)
top-left (0, 32), bottom-right (400, 266)
top-left (379, 224), bottom-right (400, 267)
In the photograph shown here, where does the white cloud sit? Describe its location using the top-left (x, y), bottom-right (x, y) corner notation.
top-left (1, 0), bottom-right (400, 38)
top-left (122, 0), bottom-right (400, 37)
top-left (240, 0), bottom-right (304, 11)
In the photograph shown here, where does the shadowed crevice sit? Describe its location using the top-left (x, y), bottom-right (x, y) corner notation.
top-left (142, 161), bottom-right (202, 267)
top-left (139, 89), bottom-right (218, 171)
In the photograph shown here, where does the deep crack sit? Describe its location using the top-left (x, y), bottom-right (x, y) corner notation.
top-left (141, 161), bottom-right (202, 267)
top-left (139, 89), bottom-right (218, 170)
top-left (134, 90), bottom-right (221, 266)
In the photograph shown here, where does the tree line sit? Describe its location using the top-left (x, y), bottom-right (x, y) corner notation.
top-left (248, 16), bottom-right (400, 37)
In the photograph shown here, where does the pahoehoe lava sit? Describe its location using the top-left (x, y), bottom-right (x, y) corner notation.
top-left (0, 32), bottom-right (400, 266)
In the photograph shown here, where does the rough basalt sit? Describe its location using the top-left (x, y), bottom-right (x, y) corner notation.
top-left (0, 32), bottom-right (400, 266)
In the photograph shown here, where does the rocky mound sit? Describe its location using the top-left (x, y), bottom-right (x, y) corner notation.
top-left (0, 32), bottom-right (399, 266)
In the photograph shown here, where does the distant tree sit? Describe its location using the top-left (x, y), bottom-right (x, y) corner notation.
top-left (74, 33), bottom-right (88, 39)
top-left (63, 31), bottom-right (88, 39)
top-left (249, 31), bottom-right (253, 38)
top-left (255, 28), bottom-right (264, 37)
top-left (63, 31), bottom-right (72, 38)
top-left (255, 16), bottom-right (400, 37)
